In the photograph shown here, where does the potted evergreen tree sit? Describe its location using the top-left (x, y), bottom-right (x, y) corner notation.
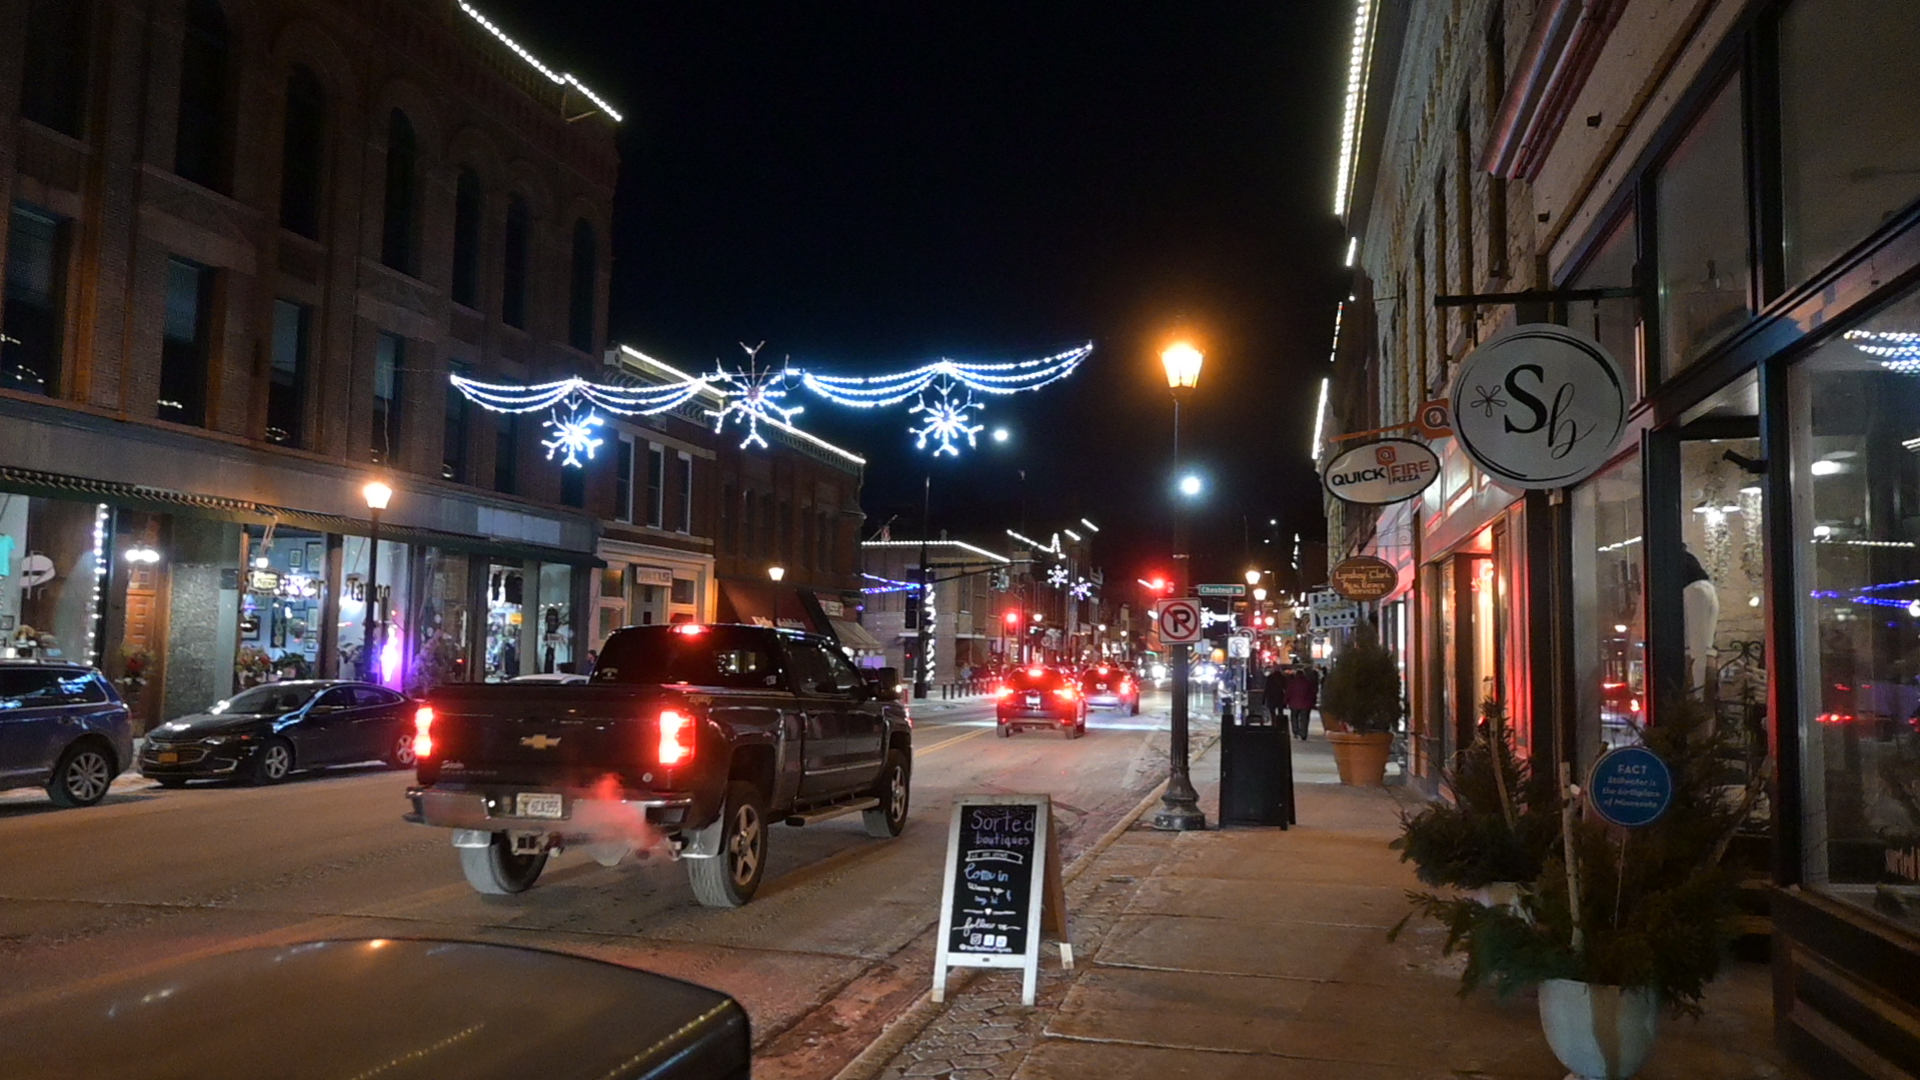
top-left (1397, 697), bottom-right (1768, 1079)
top-left (1393, 699), bottom-right (1557, 906)
top-left (1320, 624), bottom-right (1400, 786)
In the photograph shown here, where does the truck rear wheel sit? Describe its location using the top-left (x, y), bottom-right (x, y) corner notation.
top-left (459, 833), bottom-right (547, 895)
top-left (863, 750), bottom-right (910, 838)
top-left (688, 781), bottom-right (768, 908)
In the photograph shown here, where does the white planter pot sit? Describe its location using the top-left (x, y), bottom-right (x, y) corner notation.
top-left (1468, 881), bottom-right (1524, 912)
top-left (1537, 979), bottom-right (1660, 1079)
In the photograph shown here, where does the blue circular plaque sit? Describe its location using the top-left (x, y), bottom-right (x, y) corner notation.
top-left (1587, 746), bottom-right (1673, 828)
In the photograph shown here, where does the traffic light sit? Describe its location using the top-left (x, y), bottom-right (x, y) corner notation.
top-left (1003, 610), bottom-right (1021, 627)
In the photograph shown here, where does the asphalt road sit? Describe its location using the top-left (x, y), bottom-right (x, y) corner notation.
top-left (0, 690), bottom-right (1181, 1078)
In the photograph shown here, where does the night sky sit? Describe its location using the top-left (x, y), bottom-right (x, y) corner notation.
top-left (502, 2), bottom-right (1349, 589)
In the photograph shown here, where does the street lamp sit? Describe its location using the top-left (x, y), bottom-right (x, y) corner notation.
top-left (1155, 340), bottom-right (1206, 832)
top-left (362, 480), bottom-right (393, 684)
top-left (768, 565), bottom-right (786, 628)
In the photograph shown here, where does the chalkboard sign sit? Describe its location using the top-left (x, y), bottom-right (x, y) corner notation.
top-left (933, 795), bottom-right (1071, 1006)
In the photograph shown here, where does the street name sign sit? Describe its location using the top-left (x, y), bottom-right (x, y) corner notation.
top-left (1322, 438), bottom-right (1441, 505)
top-left (933, 795), bottom-right (1071, 1006)
top-left (1195, 583), bottom-right (1247, 597)
top-left (1154, 598), bottom-right (1204, 645)
top-left (1587, 746), bottom-right (1674, 828)
top-left (1450, 323), bottom-right (1628, 490)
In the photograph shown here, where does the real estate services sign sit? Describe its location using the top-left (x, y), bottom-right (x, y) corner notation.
top-left (1449, 323), bottom-right (1628, 490)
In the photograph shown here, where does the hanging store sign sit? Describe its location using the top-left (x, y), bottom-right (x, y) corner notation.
top-left (1449, 323), bottom-right (1627, 490)
top-left (1321, 439), bottom-right (1440, 505)
top-left (1329, 556), bottom-right (1398, 602)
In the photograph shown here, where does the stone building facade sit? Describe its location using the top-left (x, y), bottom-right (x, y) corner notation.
top-left (1322, 0), bottom-right (1920, 1073)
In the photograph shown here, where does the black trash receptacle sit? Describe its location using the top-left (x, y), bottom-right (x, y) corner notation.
top-left (1219, 711), bottom-right (1295, 828)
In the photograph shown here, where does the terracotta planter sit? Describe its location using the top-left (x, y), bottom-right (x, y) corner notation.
top-left (1537, 979), bottom-right (1660, 1080)
top-left (1326, 730), bottom-right (1392, 786)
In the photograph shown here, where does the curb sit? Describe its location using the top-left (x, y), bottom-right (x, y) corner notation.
top-left (826, 776), bottom-right (1174, 1080)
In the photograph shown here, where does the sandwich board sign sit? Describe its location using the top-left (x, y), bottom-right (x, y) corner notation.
top-left (934, 794), bottom-right (1072, 1005)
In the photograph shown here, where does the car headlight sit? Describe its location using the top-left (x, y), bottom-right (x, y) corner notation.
top-left (202, 734), bottom-right (255, 746)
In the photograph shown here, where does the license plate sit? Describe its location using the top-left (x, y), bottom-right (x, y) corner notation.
top-left (1025, 695), bottom-right (1041, 708)
top-left (1097, 683), bottom-right (1108, 691)
top-left (158, 751), bottom-right (179, 764)
top-left (515, 793), bottom-right (565, 819)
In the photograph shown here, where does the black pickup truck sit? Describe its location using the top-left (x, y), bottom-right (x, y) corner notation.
top-left (405, 623), bottom-right (911, 907)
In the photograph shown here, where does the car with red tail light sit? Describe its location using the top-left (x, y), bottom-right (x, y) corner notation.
top-left (994, 665), bottom-right (1088, 738)
top-left (405, 623), bottom-right (911, 907)
top-left (1078, 664), bottom-right (1140, 715)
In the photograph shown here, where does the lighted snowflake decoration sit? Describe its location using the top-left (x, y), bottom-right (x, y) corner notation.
top-left (908, 380), bottom-right (985, 457)
top-left (1071, 578), bottom-right (1094, 601)
top-left (704, 342), bottom-right (804, 450)
top-left (540, 403), bottom-right (605, 467)
top-left (1046, 565), bottom-right (1070, 589)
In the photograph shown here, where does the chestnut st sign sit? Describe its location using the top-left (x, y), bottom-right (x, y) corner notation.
top-left (1321, 438), bottom-right (1440, 505)
top-left (1449, 323), bottom-right (1628, 489)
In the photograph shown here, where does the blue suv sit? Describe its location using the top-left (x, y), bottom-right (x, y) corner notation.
top-left (0, 661), bottom-right (133, 808)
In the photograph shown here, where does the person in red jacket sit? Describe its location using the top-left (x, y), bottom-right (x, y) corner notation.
top-left (1284, 665), bottom-right (1319, 741)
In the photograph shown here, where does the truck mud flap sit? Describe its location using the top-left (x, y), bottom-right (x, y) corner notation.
top-left (679, 813), bottom-right (724, 859)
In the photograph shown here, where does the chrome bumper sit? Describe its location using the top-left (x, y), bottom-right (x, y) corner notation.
top-left (404, 785), bottom-right (694, 834)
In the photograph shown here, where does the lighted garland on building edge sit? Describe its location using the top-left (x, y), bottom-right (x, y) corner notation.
top-left (447, 342), bottom-right (1093, 465)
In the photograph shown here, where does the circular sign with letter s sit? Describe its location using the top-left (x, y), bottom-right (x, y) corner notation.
top-left (1449, 324), bottom-right (1628, 489)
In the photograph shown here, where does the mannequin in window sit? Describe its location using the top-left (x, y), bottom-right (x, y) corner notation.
top-left (1681, 544), bottom-right (1718, 695)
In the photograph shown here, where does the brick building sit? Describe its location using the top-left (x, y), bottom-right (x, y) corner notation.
top-left (1322, 0), bottom-right (1920, 1072)
top-left (0, 0), bottom-right (617, 722)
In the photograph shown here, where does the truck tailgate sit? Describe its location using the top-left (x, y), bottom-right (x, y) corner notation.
top-left (424, 684), bottom-right (670, 787)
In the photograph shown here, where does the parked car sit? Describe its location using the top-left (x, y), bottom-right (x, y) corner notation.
top-left (0, 660), bottom-right (132, 808)
top-left (508, 672), bottom-right (590, 685)
top-left (0, 938), bottom-right (751, 1080)
top-left (994, 665), bottom-right (1087, 738)
top-left (141, 680), bottom-right (414, 786)
top-left (406, 624), bottom-right (912, 906)
top-left (1078, 664), bottom-right (1140, 714)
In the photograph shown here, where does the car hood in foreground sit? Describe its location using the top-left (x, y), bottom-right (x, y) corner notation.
top-left (0, 938), bottom-right (750, 1080)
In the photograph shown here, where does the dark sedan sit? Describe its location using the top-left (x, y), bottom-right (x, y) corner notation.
top-left (994, 665), bottom-right (1087, 738)
top-left (141, 680), bottom-right (414, 785)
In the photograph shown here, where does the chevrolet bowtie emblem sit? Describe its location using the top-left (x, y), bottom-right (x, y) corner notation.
top-left (520, 735), bottom-right (562, 750)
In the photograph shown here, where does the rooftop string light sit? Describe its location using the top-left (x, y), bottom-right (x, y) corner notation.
top-left (457, 1), bottom-right (624, 122)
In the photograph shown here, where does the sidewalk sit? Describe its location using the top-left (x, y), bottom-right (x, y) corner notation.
top-left (853, 715), bottom-right (1803, 1080)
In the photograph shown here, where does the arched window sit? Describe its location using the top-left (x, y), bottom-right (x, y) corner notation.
top-left (279, 66), bottom-right (325, 239)
top-left (502, 194), bottom-right (530, 329)
top-left (568, 219), bottom-right (597, 351)
top-left (381, 110), bottom-right (418, 274)
top-left (451, 168), bottom-right (483, 308)
top-left (174, 0), bottom-right (231, 191)
top-left (21, 0), bottom-right (89, 136)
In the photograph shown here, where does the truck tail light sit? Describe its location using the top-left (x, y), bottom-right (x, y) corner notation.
top-left (412, 706), bottom-right (434, 759)
top-left (658, 708), bottom-right (694, 766)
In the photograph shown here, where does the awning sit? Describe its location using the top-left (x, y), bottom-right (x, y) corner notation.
top-left (829, 618), bottom-right (885, 653)
top-left (717, 580), bottom-right (820, 633)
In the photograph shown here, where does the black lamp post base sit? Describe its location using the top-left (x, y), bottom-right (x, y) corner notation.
top-left (1151, 792), bottom-right (1207, 832)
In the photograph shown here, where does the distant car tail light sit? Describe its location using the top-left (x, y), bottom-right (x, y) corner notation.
top-left (412, 706), bottom-right (435, 759)
top-left (658, 708), bottom-right (695, 766)
top-left (1054, 686), bottom-right (1079, 702)
top-left (994, 684), bottom-right (1013, 699)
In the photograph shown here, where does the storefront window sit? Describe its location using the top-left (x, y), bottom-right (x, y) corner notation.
top-left (1678, 436), bottom-right (1767, 739)
top-left (1778, 0), bottom-right (1920, 286)
top-left (1657, 75), bottom-right (1750, 380)
top-left (235, 526), bottom-right (325, 686)
top-left (537, 563), bottom-right (573, 674)
top-left (1571, 211), bottom-right (1642, 400)
top-left (0, 496), bottom-right (107, 666)
top-left (484, 563), bottom-right (525, 680)
top-left (342, 534), bottom-right (409, 687)
top-left (1790, 284), bottom-right (1920, 932)
top-left (411, 548), bottom-right (469, 693)
top-left (1572, 454), bottom-right (1646, 770)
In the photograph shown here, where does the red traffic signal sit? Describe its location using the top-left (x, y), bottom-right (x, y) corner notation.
top-left (1003, 610), bottom-right (1022, 626)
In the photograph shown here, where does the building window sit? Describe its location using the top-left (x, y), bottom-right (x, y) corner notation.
top-left (372, 333), bottom-right (403, 464)
top-left (1455, 105), bottom-right (1475, 295)
top-left (279, 67), bottom-right (325, 239)
top-left (502, 194), bottom-right (530, 329)
top-left (1571, 211), bottom-right (1642, 400)
top-left (676, 452), bottom-right (693, 533)
top-left (560, 463), bottom-right (585, 508)
top-left (1656, 75), bottom-right (1750, 381)
top-left (671, 577), bottom-right (695, 606)
top-left (266, 300), bottom-right (309, 446)
top-left (443, 360), bottom-right (470, 481)
top-left (1788, 283), bottom-right (1920, 937)
top-left (1778, 0), bottom-right (1920, 288)
top-left (159, 257), bottom-right (212, 426)
top-left (381, 110), bottom-right (418, 275)
top-left (645, 443), bottom-right (665, 528)
top-left (174, 0), bottom-right (230, 191)
top-left (20, 0), bottom-right (88, 137)
top-left (569, 220), bottom-right (597, 352)
top-left (1570, 453), bottom-right (1645, 777)
top-left (494, 414), bottom-right (517, 494)
top-left (615, 436), bottom-right (635, 523)
top-left (452, 168), bottom-right (483, 309)
top-left (2, 204), bottom-right (67, 397)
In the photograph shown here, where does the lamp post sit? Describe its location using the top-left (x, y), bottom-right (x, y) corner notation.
top-left (768, 565), bottom-right (786, 628)
top-left (915, 474), bottom-right (932, 700)
top-left (1154, 341), bottom-right (1206, 832)
top-left (362, 480), bottom-right (393, 684)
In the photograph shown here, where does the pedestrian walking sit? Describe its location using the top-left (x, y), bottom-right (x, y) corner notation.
top-left (1285, 665), bottom-right (1319, 741)
top-left (1262, 664), bottom-right (1291, 727)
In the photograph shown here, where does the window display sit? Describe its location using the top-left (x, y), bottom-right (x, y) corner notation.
top-left (411, 548), bottom-right (470, 693)
top-left (537, 563), bottom-right (573, 674)
top-left (0, 496), bottom-right (107, 666)
top-left (341, 535), bottom-right (409, 687)
top-left (234, 526), bottom-right (325, 687)
top-left (1790, 284), bottom-right (1920, 932)
top-left (484, 563), bottom-right (525, 681)
top-left (1572, 454), bottom-right (1646, 771)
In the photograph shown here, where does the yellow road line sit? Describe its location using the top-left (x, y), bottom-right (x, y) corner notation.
top-left (917, 727), bottom-right (990, 755)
